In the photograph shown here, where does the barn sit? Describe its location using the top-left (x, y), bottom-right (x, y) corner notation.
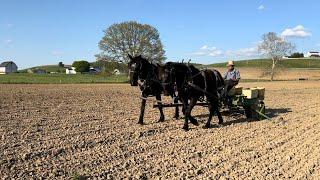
top-left (0, 61), bottom-right (18, 74)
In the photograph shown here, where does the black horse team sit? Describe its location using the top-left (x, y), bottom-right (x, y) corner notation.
top-left (128, 54), bottom-right (240, 131)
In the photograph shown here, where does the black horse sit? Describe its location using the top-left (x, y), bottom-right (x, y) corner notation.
top-left (128, 55), bottom-right (180, 124)
top-left (163, 62), bottom-right (224, 131)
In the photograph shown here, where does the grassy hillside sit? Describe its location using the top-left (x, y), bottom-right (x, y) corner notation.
top-left (0, 73), bottom-right (128, 84)
top-left (21, 61), bottom-right (128, 74)
top-left (208, 58), bottom-right (320, 69)
top-left (19, 65), bottom-right (66, 73)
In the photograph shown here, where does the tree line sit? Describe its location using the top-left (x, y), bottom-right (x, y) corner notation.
top-left (62, 21), bottom-right (300, 80)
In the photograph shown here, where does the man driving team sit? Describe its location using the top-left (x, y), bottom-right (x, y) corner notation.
top-left (223, 60), bottom-right (241, 94)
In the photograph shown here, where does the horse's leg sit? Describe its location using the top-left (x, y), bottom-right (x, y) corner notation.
top-left (156, 94), bottom-right (165, 122)
top-left (179, 95), bottom-right (188, 115)
top-left (188, 97), bottom-right (199, 126)
top-left (213, 99), bottom-right (223, 124)
top-left (181, 95), bottom-right (189, 131)
top-left (205, 103), bottom-right (214, 128)
top-left (174, 96), bottom-right (179, 119)
top-left (216, 105), bottom-right (224, 124)
top-left (138, 95), bottom-right (147, 125)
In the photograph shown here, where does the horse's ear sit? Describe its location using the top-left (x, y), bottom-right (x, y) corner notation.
top-left (128, 54), bottom-right (133, 60)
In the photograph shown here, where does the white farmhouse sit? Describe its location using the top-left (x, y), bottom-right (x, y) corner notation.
top-left (66, 67), bottom-right (77, 74)
top-left (306, 51), bottom-right (320, 58)
top-left (0, 61), bottom-right (18, 74)
top-left (113, 69), bottom-right (121, 75)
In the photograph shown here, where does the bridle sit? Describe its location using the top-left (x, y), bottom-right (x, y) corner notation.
top-left (135, 62), bottom-right (165, 92)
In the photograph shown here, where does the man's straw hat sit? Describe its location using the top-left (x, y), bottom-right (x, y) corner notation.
top-left (226, 60), bottom-right (235, 66)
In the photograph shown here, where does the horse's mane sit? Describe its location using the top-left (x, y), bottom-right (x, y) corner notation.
top-left (166, 62), bottom-right (194, 72)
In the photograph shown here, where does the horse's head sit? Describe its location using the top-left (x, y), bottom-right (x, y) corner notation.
top-left (128, 54), bottom-right (150, 86)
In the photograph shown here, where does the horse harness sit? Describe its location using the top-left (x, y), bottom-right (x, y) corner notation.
top-left (167, 65), bottom-right (220, 101)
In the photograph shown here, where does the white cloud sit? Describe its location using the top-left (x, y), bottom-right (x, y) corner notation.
top-left (200, 45), bottom-right (208, 50)
top-left (258, 5), bottom-right (265, 10)
top-left (281, 25), bottom-right (311, 38)
top-left (209, 49), bottom-right (223, 56)
top-left (192, 45), bottom-right (223, 57)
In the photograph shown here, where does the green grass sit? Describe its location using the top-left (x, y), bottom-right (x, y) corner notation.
top-left (0, 73), bottom-right (128, 84)
top-left (207, 58), bottom-right (320, 68)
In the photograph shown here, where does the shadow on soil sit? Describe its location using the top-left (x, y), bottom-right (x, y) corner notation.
top-left (265, 108), bottom-right (292, 118)
top-left (193, 107), bottom-right (292, 127)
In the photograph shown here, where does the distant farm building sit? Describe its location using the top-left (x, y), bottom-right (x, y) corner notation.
top-left (306, 51), bottom-right (320, 58)
top-left (89, 67), bottom-right (102, 74)
top-left (113, 69), bottom-right (121, 75)
top-left (0, 61), bottom-right (18, 74)
top-left (66, 67), bottom-right (77, 74)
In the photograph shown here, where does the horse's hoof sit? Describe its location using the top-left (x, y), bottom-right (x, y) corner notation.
top-left (138, 121), bottom-right (144, 125)
top-left (158, 116), bottom-right (164, 122)
top-left (203, 124), bottom-right (211, 129)
top-left (190, 119), bottom-right (199, 126)
top-left (218, 121), bottom-right (223, 125)
top-left (182, 125), bottom-right (189, 131)
top-left (157, 119), bottom-right (164, 123)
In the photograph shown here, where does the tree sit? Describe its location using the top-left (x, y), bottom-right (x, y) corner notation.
top-left (289, 52), bottom-right (304, 58)
top-left (98, 21), bottom-right (166, 63)
top-left (72, 60), bottom-right (90, 73)
top-left (58, 62), bottom-right (64, 67)
top-left (258, 32), bottom-right (295, 81)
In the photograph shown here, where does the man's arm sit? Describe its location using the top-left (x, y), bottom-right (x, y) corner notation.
top-left (235, 69), bottom-right (241, 80)
top-left (224, 72), bottom-right (228, 80)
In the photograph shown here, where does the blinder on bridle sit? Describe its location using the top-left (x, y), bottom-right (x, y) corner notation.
top-left (166, 67), bottom-right (176, 86)
top-left (131, 60), bottom-right (152, 91)
top-left (129, 62), bottom-right (139, 86)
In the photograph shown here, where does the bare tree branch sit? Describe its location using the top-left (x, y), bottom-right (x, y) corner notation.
top-left (258, 32), bottom-right (295, 81)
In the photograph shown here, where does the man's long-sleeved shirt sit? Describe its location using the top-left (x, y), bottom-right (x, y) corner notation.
top-left (224, 69), bottom-right (241, 81)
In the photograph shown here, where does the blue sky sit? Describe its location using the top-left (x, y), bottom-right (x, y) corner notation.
top-left (0, 0), bottom-right (319, 69)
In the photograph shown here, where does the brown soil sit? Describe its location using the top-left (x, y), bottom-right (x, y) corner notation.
top-left (1, 82), bottom-right (320, 179)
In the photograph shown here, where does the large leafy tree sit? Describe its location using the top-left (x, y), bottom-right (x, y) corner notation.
top-left (98, 21), bottom-right (166, 63)
top-left (258, 32), bottom-right (295, 81)
top-left (72, 60), bottom-right (90, 73)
